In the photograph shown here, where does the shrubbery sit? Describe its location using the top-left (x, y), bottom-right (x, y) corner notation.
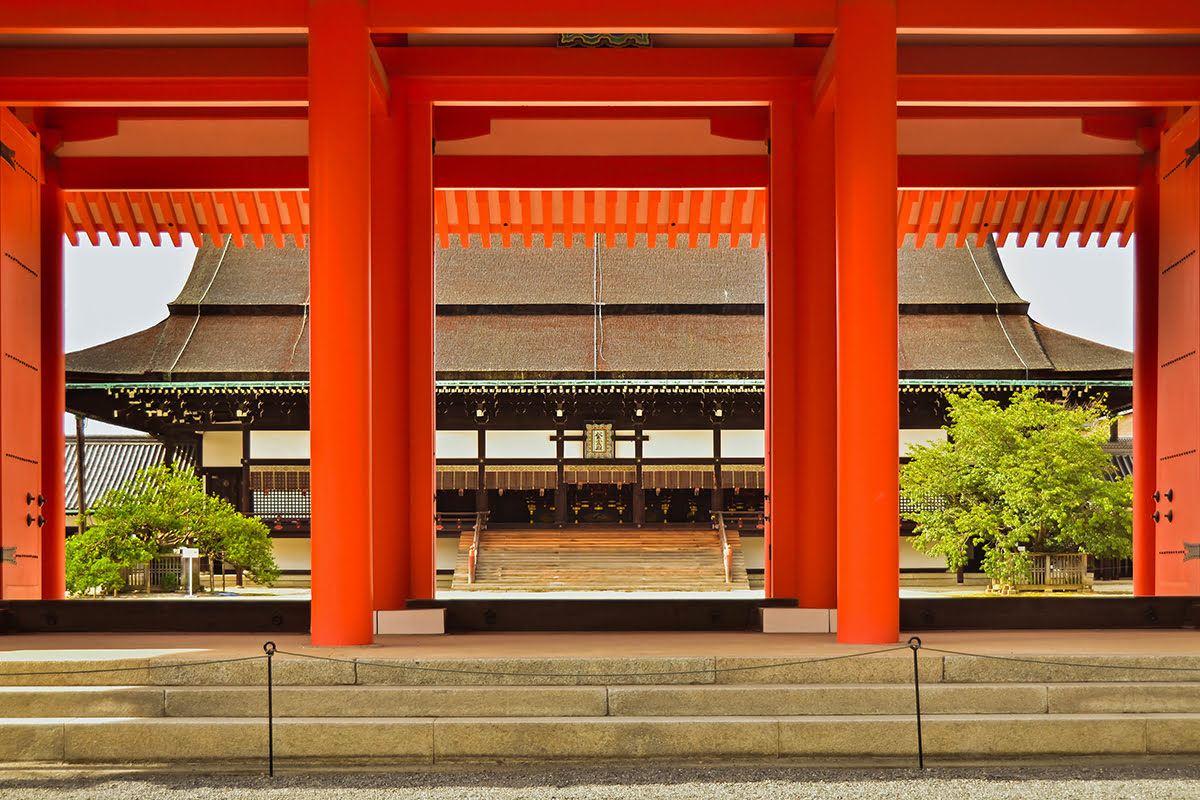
top-left (66, 465), bottom-right (279, 596)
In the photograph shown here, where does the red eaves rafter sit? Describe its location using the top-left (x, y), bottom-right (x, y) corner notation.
top-left (65, 187), bottom-right (1132, 249)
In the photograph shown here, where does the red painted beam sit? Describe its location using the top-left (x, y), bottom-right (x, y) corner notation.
top-left (434, 154), bottom-right (1135, 192)
top-left (6, 0), bottom-right (1197, 36)
top-left (898, 155), bottom-right (1140, 189)
top-left (0, 48), bottom-right (307, 106)
top-left (898, 0), bottom-right (1200, 34)
top-left (0, 1), bottom-right (306, 34)
top-left (369, 0), bottom-right (836, 33)
top-left (381, 47), bottom-right (820, 80)
top-left (898, 46), bottom-right (1200, 107)
top-left (59, 157), bottom-right (309, 190)
top-left (434, 156), bottom-right (768, 190)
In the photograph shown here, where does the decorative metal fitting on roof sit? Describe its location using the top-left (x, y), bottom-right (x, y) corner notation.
top-left (558, 33), bottom-right (652, 48)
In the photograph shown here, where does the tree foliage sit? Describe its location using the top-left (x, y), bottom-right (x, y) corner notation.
top-left (65, 525), bottom-right (156, 596)
top-left (65, 464), bottom-right (279, 595)
top-left (899, 389), bottom-right (1132, 590)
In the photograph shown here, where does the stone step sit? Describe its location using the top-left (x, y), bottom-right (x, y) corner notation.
top-left (7, 682), bottom-right (1200, 719)
top-left (5, 653), bottom-right (1200, 688)
top-left (2, 713), bottom-right (1199, 764)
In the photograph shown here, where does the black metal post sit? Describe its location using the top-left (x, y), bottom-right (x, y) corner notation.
top-left (908, 635), bottom-right (924, 769)
top-left (263, 641), bottom-right (276, 776)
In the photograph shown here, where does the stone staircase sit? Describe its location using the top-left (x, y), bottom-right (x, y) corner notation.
top-left (2, 649), bottom-right (1200, 766)
top-left (452, 525), bottom-right (750, 591)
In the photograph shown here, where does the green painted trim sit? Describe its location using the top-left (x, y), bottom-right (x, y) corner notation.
top-left (68, 377), bottom-right (1131, 391)
top-left (70, 381), bottom-right (310, 390)
top-left (900, 379), bottom-right (1131, 388)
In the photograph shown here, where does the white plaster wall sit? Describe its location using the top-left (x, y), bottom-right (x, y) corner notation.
top-left (271, 537), bottom-right (312, 572)
top-left (202, 431), bottom-right (243, 467)
top-left (900, 428), bottom-right (948, 455)
top-left (721, 429), bottom-right (765, 458)
top-left (563, 439), bottom-right (584, 459)
top-left (900, 537), bottom-right (946, 570)
top-left (642, 430), bottom-right (714, 459)
top-left (615, 432), bottom-right (635, 459)
top-left (250, 431), bottom-right (310, 460)
top-left (485, 430), bottom-right (556, 459)
top-left (436, 430), bottom-right (478, 459)
top-left (437, 537), bottom-right (458, 572)
top-left (741, 535), bottom-right (764, 571)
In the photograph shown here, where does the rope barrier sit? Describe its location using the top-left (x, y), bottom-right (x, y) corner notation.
top-left (272, 645), bottom-right (914, 679)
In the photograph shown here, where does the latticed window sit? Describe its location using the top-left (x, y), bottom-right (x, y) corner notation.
top-left (250, 466), bottom-right (311, 520)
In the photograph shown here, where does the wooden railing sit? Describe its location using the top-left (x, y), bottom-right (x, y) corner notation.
top-left (1015, 552), bottom-right (1089, 590)
top-left (121, 553), bottom-right (183, 593)
top-left (715, 510), bottom-right (765, 531)
top-left (438, 511), bottom-right (489, 585)
top-left (711, 512), bottom-right (734, 584)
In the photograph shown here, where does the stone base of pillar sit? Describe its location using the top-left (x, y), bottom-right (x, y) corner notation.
top-left (760, 607), bottom-right (837, 634)
top-left (376, 609), bottom-right (446, 635)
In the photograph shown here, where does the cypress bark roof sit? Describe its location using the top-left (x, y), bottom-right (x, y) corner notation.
top-left (67, 233), bottom-right (1131, 383)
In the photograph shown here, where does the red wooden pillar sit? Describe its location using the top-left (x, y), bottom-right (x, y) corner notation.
top-left (765, 95), bottom-right (799, 599)
top-left (833, 0), bottom-right (899, 643)
top-left (767, 88), bottom-right (837, 607)
top-left (1133, 152), bottom-right (1159, 596)
top-left (407, 95), bottom-right (436, 599)
top-left (308, 0), bottom-right (374, 644)
top-left (795, 95), bottom-right (838, 609)
top-left (39, 164), bottom-right (65, 599)
top-left (371, 84), bottom-right (411, 610)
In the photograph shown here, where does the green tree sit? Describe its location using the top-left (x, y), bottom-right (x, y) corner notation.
top-left (900, 389), bottom-right (1132, 591)
top-left (64, 464), bottom-right (279, 595)
top-left (193, 500), bottom-right (281, 588)
top-left (65, 525), bottom-right (155, 595)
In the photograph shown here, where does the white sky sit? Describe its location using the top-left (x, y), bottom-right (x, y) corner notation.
top-left (64, 233), bottom-right (1136, 435)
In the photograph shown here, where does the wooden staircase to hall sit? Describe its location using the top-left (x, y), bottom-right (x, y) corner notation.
top-left (451, 524), bottom-right (751, 591)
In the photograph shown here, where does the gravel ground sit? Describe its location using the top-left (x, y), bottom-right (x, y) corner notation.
top-left (2, 764), bottom-right (1200, 800)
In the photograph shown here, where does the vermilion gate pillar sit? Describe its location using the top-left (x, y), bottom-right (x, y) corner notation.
top-left (765, 94), bottom-right (800, 599)
top-left (1133, 151), bottom-right (1159, 596)
top-left (767, 88), bottom-right (837, 607)
top-left (308, 0), bottom-right (375, 644)
top-left (834, 0), bottom-right (900, 643)
top-left (40, 164), bottom-right (65, 599)
top-left (371, 83), bottom-right (411, 611)
top-left (795, 95), bottom-right (838, 609)
top-left (406, 94), bottom-right (436, 600)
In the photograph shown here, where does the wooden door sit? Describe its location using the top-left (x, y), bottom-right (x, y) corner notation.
top-left (0, 108), bottom-right (42, 599)
top-left (1156, 108), bottom-right (1200, 595)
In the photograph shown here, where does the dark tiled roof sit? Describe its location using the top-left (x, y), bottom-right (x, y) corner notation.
top-left (66, 234), bottom-right (1130, 384)
top-left (64, 436), bottom-right (197, 512)
top-left (1110, 454), bottom-right (1133, 478)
